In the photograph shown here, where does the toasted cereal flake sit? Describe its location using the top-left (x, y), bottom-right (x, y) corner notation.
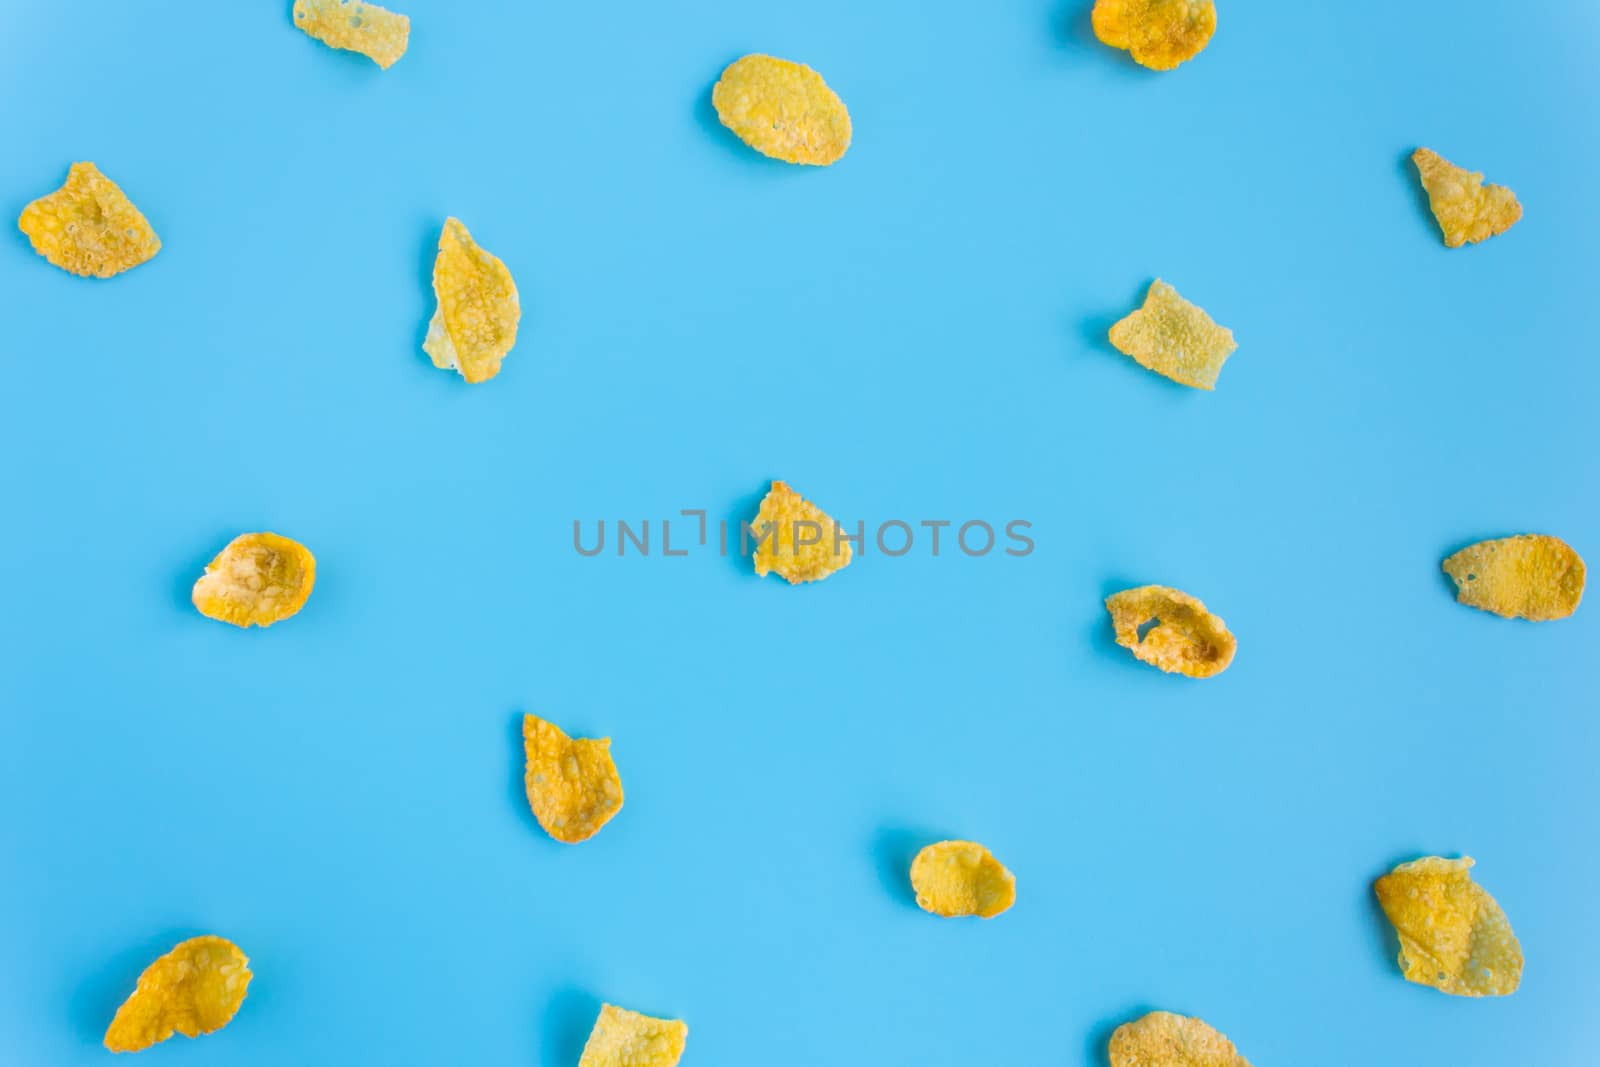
top-left (749, 480), bottom-right (852, 584)
top-left (712, 54), bottom-right (852, 166)
top-left (578, 1004), bottom-right (687, 1067)
top-left (1109, 1011), bottom-right (1252, 1067)
top-left (910, 840), bottom-right (1016, 918)
top-left (18, 163), bottom-right (160, 279)
top-left (1412, 148), bottom-right (1521, 248)
top-left (192, 533), bottom-right (316, 629)
top-left (1374, 856), bottom-right (1522, 996)
top-left (1443, 534), bottom-right (1585, 621)
top-left (1106, 585), bottom-right (1235, 678)
top-left (1092, 0), bottom-right (1217, 71)
top-left (1108, 280), bottom-right (1236, 390)
top-left (104, 936), bottom-right (252, 1053)
top-left (423, 217), bottom-right (520, 384)
top-left (523, 714), bottom-right (623, 844)
top-left (293, 0), bottom-right (410, 69)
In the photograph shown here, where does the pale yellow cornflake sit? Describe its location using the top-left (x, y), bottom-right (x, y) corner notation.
top-left (1413, 148), bottom-right (1521, 248)
top-left (524, 714), bottom-right (623, 844)
top-left (104, 936), bottom-right (252, 1053)
top-left (749, 480), bottom-right (853, 584)
top-left (423, 217), bottom-right (520, 384)
top-left (1443, 534), bottom-right (1584, 621)
top-left (1109, 1011), bottom-right (1253, 1067)
top-left (293, 0), bottom-right (410, 69)
top-left (1109, 280), bottom-right (1236, 390)
top-left (910, 840), bottom-right (1016, 918)
top-left (18, 163), bottom-right (160, 278)
top-left (1106, 585), bottom-right (1235, 678)
top-left (712, 54), bottom-right (852, 166)
top-left (579, 1004), bottom-right (687, 1067)
top-left (192, 533), bottom-right (316, 629)
top-left (1374, 856), bottom-right (1523, 997)
top-left (1093, 0), bottom-right (1217, 71)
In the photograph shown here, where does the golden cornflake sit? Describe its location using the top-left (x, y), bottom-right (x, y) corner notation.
top-left (1108, 1011), bottom-right (1253, 1067)
top-left (18, 162), bottom-right (160, 278)
top-left (293, 0), bottom-right (410, 69)
top-left (1105, 585), bottom-right (1235, 678)
top-left (578, 1004), bottom-right (688, 1067)
top-left (1443, 534), bottom-right (1584, 621)
top-left (524, 713), bottom-right (623, 844)
top-left (192, 533), bottom-right (316, 629)
top-left (1374, 856), bottom-right (1523, 997)
top-left (1092, 0), bottom-right (1218, 71)
top-left (104, 936), bottom-right (252, 1053)
top-left (712, 54), bottom-right (852, 166)
top-left (1413, 148), bottom-right (1522, 248)
top-left (749, 480), bottom-right (853, 584)
top-left (1109, 280), bottom-right (1237, 390)
top-left (910, 840), bottom-right (1016, 918)
top-left (424, 217), bottom-right (520, 384)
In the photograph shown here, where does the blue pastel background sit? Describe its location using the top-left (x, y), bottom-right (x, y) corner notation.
top-left (3, 1), bottom-right (1598, 1063)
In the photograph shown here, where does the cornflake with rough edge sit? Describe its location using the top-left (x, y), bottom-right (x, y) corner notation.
top-left (578, 1004), bottom-right (687, 1067)
top-left (910, 840), bottom-right (1016, 918)
top-left (293, 0), bottom-right (410, 69)
top-left (1374, 856), bottom-right (1523, 996)
top-left (524, 714), bottom-right (623, 844)
top-left (192, 533), bottom-right (316, 629)
top-left (18, 162), bottom-right (160, 278)
top-left (712, 54), bottom-right (852, 166)
top-left (104, 936), bottom-right (252, 1053)
top-left (1092, 0), bottom-right (1217, 71)
top-left (424, 217), bottom-right (520, 384)
top-left (1105, 585), bottom-right (1235, 678)
top-left (1443, 534), bottom-right (1584, 621)
top-left (1109, 280), bottom-right (1237, 390)
top-left (1109, 1011), bottom-right (1253, 1067)
top-left (750, 480), bottom-right (853, 584)
top-left (1413, 148), bottom-right (1521, 248)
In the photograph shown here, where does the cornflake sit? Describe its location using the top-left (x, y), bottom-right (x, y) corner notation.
top-left (1108, 1011), bottom-right (1252, 1067)
top-left (1374, 856), bottom-right (1523, 996)
top-left (1413, 148), bottom-right (1521, 248)
top-left (1443, 534), bottom-right (1584, 621)
top-left (18, 162), bottom-right (160, 278)
top-left (1105, 585), bottom-right (1235, 678)
top-left (1092, 0), bottom-right (1217, 71)
top-left (293, 0), bottom-right (410, 69)
top-left (424, 217), bottom-right (520, 384)
top-left (578, 1004), bottom-right (688, 1067)
top-left (1109, 280), bottom-right (1237, 390)
top-left (712, 55), bottom-right (852, 166)
top-left (750, 480), bottom-right (853, 584)
top-left (104, 936), bottom-right (252, 1053)
top-left (910, 840), bottom-right (1016, 918)
top-left (524, 713), bottom-right (623, 844)
top-left (192, 533), bottom-right (316, 629)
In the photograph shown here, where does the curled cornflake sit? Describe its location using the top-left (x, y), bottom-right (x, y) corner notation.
top-left (192, 533), bottom-right (316, 629)
top-left (524, 714), bottom-right (623, 844)
top-left (579, 1004), bottom-right (688, 1067)
top-left (1105, 585), bottom-right (1235, 678)
top-left (104, 936), bottom-right (252, 1053)
top-left (1413, 148), bottom-right (1521, 248)
top-left (293, 0), bottom-right (410, 69)
top-left (1443, 534), bottom-right (1584, 621)
top-left (910, 840), bottom-right (1016, 918)
top-left (712, 54), bottom-right (852, 166)
top-left (1092, 0), bottom-right (1217, 71)
top-left (1108, 1011), bottom-right (1253, 1067)
top-left (18, 162), bottom-right (160, 279)
top-left (1374, 856), bottom-right (1523, 997)
top-left (749, 480), bottom-right (853, 585)
top-left (423, 217), bottom-right (520, 384)
top-left (1109, 280), bottom-right (1237, 390)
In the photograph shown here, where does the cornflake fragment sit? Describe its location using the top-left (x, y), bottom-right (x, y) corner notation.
top-left (1108, 1011), bottom-right (1253, 1067)
top-left (293, 0), bottom-right (410, 69)
top-left (18, 162), bottom-right (160, 278)
top-left (423, 217), bottom-right (520, 384)
top-left (1092, 0), bottom-right (1217, 71)
top-left (712, 54), bottom-right (852, 166)
top-left (1106, 585), bottom-right (1235, 678)
top-left (104, 936), bottom-right (252, 1053)
top-left (523, 714), bottom-right (623, 844)
top-left (578, 1004), bottom-right (688, 1067)
top-left (910, 840), bottom-right (1016, 918)
top-left (1413, 148), bottom-right (1521, 248)
top-left (1109, 280), bottom-right (1237, 390)
top-left (1442, 534), bottom-right (1584, 621)
top-left (192, 533), bottom-right (316, 629)
top-left (1374, 856), bottom-right (1523, 997)
top-left (749, 480), bottom-right (853, 584)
